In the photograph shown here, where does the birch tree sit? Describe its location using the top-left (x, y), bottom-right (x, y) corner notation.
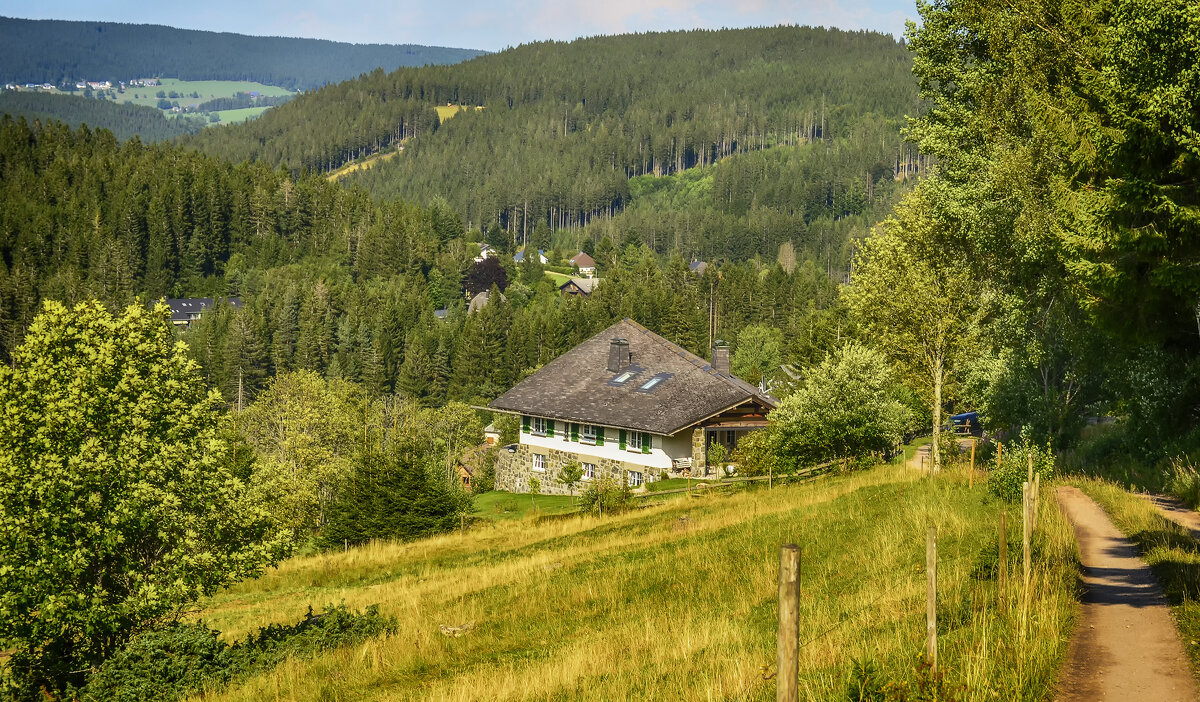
top-left (843, 185), bottom-right (981, 471)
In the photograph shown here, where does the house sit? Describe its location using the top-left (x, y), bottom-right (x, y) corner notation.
top-left (489, 319), bottom-right (777, 495)
top-left (559, 277), bottom-right (599, 297)
top-left (513, 248), bottom-right (548, 264)
top-left (484, 423), bottom-right (501, 445)
top-left (474, 243), bottom-right (497, 263)
top-left (467, 289), bottom-right (506, 314)
top-left (689, 260), bottom-right (709, 276)
top-left (570, 251), bottom-right (596, 277)
top-left (162, 298), bottom-right (242, 327)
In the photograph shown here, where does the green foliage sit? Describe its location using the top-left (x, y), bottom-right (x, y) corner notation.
top-left (577, 476), bottom-right (634, 515)
top-left (731, 429), bottom-right (777, 477)
top-left (319, 440), bottom-right (472, 550)
top-left (528, 476), bottom-right (542, 495)
top-left (81, 604), bottom-right (395, 701)
top-left (987, 438), bottom-right (1055, 504)
top-left (770, 343), bottom-right (911, 470)
top-left (0, 301), bottom-right (282, 697)
top-left (558, 460), bottom-right (584, 496)
top-left (237, 370), bottom-right (364, 542)
top-left (731, 324), bottom-right (782, 389)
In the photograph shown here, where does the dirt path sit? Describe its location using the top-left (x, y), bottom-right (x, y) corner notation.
top-left (1144, 493), bottom-right (1200, 541)
top-left (1054, 486), bottom-right (1199, 701)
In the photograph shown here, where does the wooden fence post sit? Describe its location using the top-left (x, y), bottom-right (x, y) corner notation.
top-left (927, 526), bottom-right (938, 671)
top-left (777, 544), bottom-right (802, 702)
top-left (1032, 473), bottom-right (1040, 531)
top-left (998, 511), bottom-right (1008, 608)
top-left (969, 439), bottom-right (976, 489)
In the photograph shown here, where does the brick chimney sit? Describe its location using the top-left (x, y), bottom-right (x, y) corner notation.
top-left (712, 340), bottom-right (730, 374)
top-left (608, 338), bottom-right (630, 372)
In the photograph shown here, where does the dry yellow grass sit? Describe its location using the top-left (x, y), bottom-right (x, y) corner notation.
top-left (189, 465), bottom-right (1078, 701)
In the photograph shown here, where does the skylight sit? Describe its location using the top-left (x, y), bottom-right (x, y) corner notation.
top-left (640, 377), bottom-right (663, 390)
top-left (614, 371), bottom-right (635, 384)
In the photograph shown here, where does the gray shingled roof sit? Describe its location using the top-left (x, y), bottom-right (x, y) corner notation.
top-left (488, 319), bottom-right (777, 435)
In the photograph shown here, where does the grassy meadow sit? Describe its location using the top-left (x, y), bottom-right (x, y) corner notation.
top-left (185, 464), bottom-right (1079, 701)
top-left (43, 78), bottom-right (294, 125)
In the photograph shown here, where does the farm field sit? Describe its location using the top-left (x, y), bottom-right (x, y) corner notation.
top-left (35, 77), bottom-right (296, 126)
top-left (187, 464), bottom-right (1078, 701)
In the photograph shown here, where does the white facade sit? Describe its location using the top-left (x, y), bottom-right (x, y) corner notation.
top-left (519, 422), bottom-right (690, 471)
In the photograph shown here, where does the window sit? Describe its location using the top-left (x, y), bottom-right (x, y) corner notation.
top-left (627, 432), bottom-right (643, 451)
top-left (533, 454), bottom-right (546, 472)
top-left (627, 471), bottom-right (643, 487)
top-left (581, 424), bottom-right (598, 443)
top-left (583, 462), bottom-right (596, 480)
top-left (531, 416), bottom-right (547, 435)
top-left (613, 371), bottom-right (635, 384)
top-left (640, 377), bottom-right (663, 391)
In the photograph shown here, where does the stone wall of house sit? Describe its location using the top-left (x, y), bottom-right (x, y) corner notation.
top-left (691, 428), bottom-right (708, 476)
top-left (496, 443), bottom-right (674, 496)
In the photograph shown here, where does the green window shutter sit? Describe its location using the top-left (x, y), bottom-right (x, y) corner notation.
top-left (547, 420), bottom-right (555, 437)
top-left (641, 433), bottom-right (651, 454)
top-left (571, 423), bottom-right (579, 441)
top-left (522, 415), bottom-right (530, 432)
top-left (596, 428), bottom-right (604, 446)
top-left (619, 430), bottom-right (626, 450)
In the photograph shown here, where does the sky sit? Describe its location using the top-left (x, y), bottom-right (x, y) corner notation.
top-left (0, 0), bottom-right (920, 52)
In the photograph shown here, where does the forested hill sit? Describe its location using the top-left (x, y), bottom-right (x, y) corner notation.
top-left (0, 92), bottom-right (205, 142)
top-left (183, 26), bottom-right (920, 244)
top-left (0, 17), bottom-right (486, 90)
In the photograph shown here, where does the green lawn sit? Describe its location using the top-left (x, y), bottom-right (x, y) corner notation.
top-left (118, 78), bottom-right (293, 108)
top-left (211, 106), bottom-right (272, 124)
top-left (472, 490), bottom-right (579, 521)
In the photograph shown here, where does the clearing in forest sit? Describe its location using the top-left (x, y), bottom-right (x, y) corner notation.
top-left (190, 465), bottom-right (1077, 701)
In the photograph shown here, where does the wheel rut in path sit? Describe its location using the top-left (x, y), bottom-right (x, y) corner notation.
top-left (1054, 486), bottom-right (1199, 702)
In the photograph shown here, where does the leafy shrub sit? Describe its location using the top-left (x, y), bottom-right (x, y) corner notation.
top-left (987, 438), bottom-right (1054, 504)
top-left (578, 476), bottom-right (633, 515)
top-left (82, 604), bottom-right (394, 701)
top-left (732, 428), bottom-right (777, 476)
top-left (771, 343), bottom-right (910, 470)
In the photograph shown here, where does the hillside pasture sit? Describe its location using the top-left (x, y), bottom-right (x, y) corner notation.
top-left (435, 104), bottom-right (484, 122)
top-left (186, 465), bottom-right (1077, 701)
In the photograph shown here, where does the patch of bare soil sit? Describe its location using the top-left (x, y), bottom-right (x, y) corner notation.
top-left (1054, 486), bottom-right (1199, 701)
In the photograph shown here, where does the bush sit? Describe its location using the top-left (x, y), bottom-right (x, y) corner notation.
top-left (578, 476), bottom-right (633, 515)
top-left (844, 655), bottom-right (963, 701)
top-left (771, 343), bottom-right (910, 470)
top-left (82, 604), bottom-right (395, 701)
top-left (987, 438), bottom-right (1054, 504)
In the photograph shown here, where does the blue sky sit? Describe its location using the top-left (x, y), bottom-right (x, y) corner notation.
top-left (1, 0), bottom-right (920, 51)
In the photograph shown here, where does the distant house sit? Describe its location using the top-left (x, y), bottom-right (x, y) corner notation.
top-left (513, 248), bottom-right (547, 265)
top-left (559, 277), bottom-right (599, 297)
top-left (433, 307), bottom-right (450, 321)
top-left (467, 289), bottom-right (507, 314)
top-left (689, 260), bottom-right (709, 276)
top-left (484, 423), bottom-right (501, 445)
top-left (489, 319), bottom-right (777, 495)
top-left (162, 298), bottom-right (241, 327)
top-left (570, 251), bottom-right (596, 277)
top-left (474, 243), bottom-right (497, 263)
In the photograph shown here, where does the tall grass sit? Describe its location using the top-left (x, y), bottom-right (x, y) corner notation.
top-left (188, 465), bottom-right (1077, 701)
